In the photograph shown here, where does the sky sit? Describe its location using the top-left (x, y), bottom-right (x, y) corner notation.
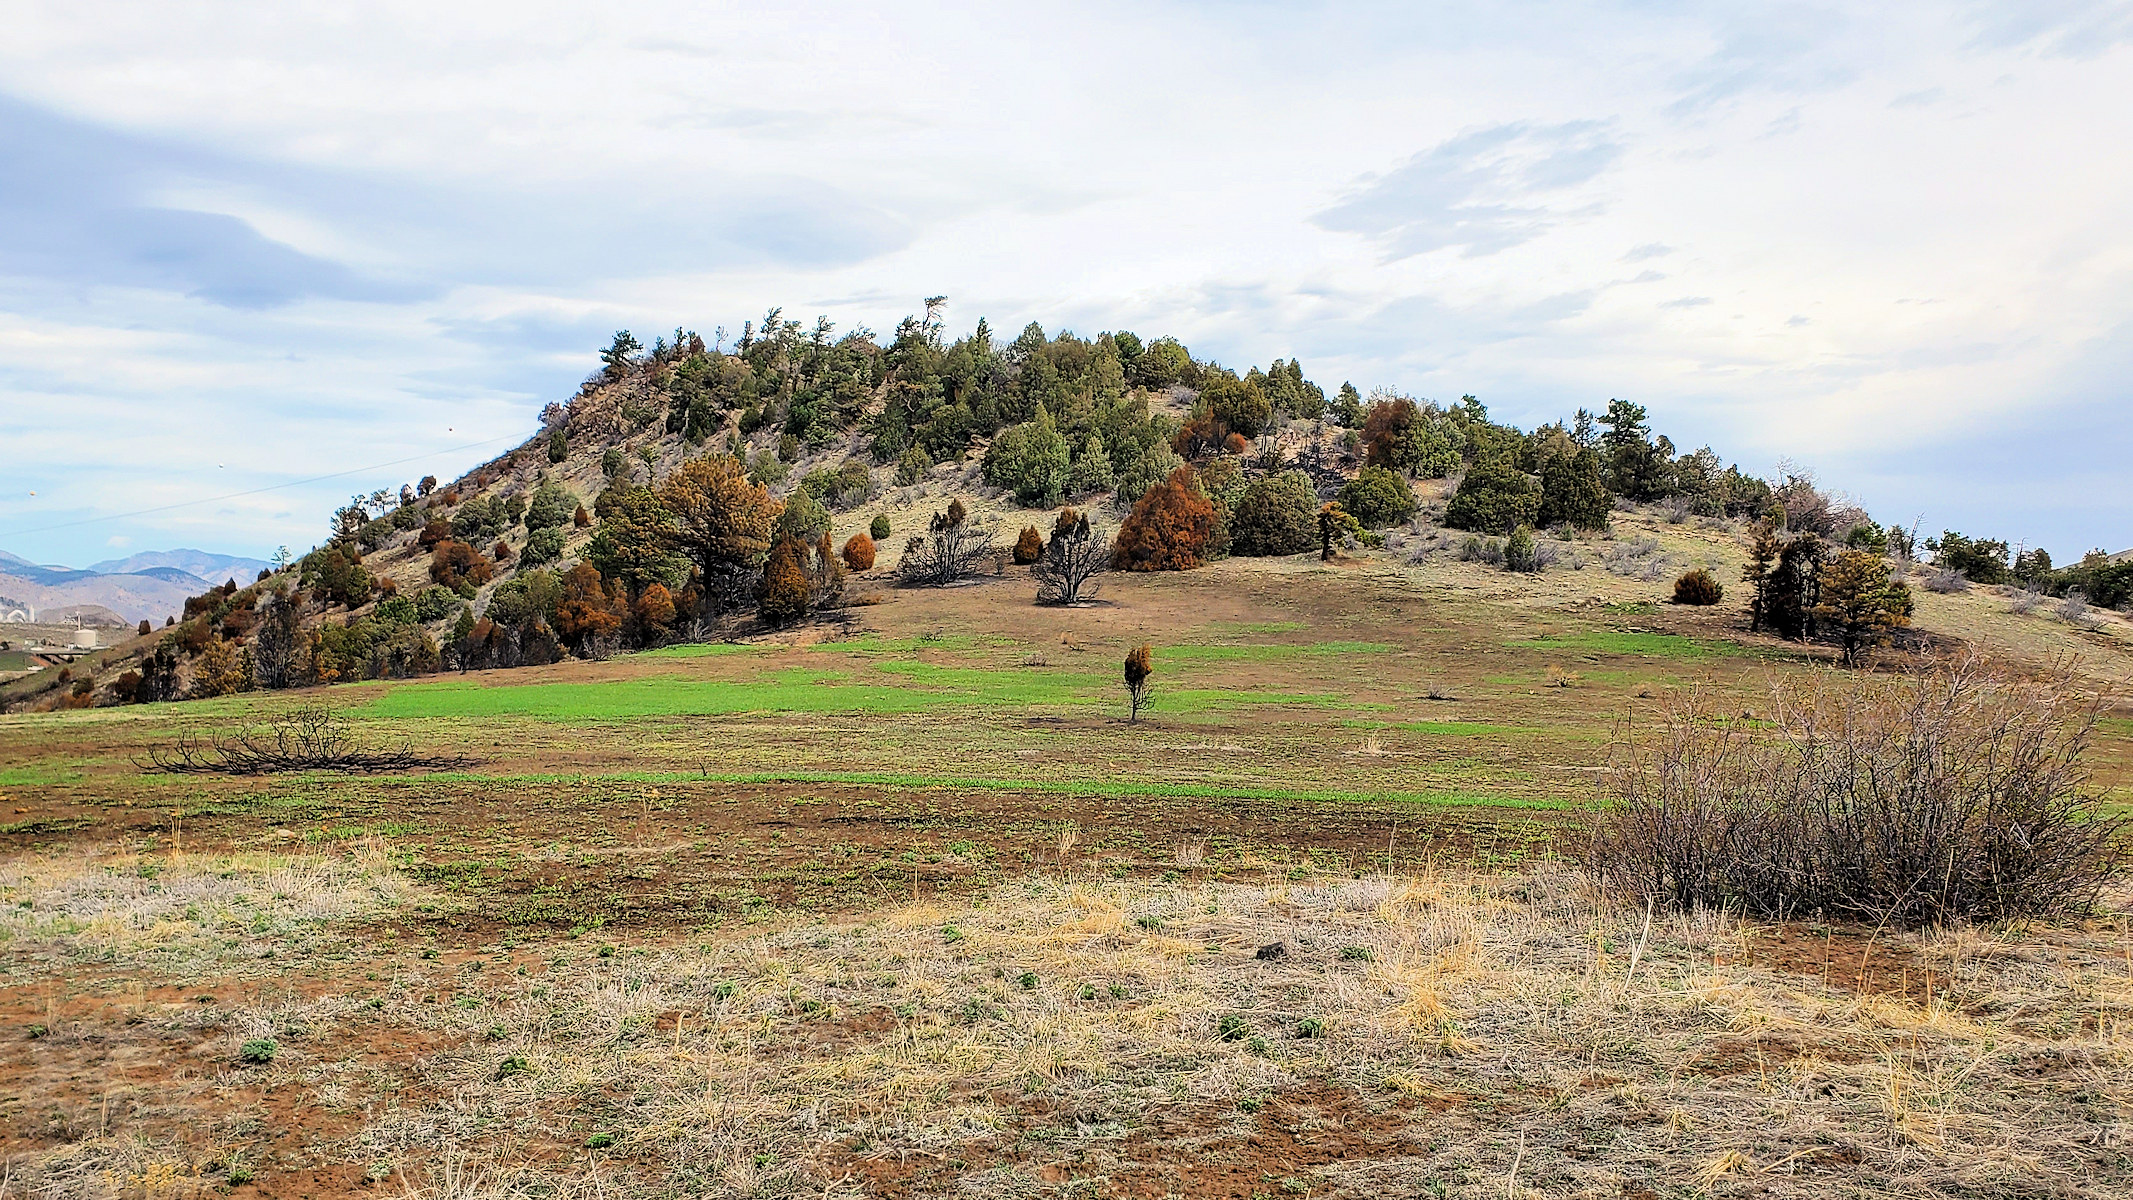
top-left (1, 0), bottom-right (2129, 568)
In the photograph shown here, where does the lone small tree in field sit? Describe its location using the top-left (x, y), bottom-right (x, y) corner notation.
top-left (1123, 643), bottom-right (1153, 723)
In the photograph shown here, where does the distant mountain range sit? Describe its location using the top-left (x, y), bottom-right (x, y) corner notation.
top-left (0, 548), bottom-right (271, 625)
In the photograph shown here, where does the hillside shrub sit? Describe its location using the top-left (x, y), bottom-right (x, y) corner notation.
top-left (1504, 525), bottom-right (1539, 573)
top-left (841, 532), bottom-right (876, 572)
top-left (1672, 568), bottom-right (1723, 605)
top-left (527, 482), bottom-right (579, 532)
top-left (1443, 458), bottom-right (1542, 535)
top-left (1229, 471), bottom-right (1318, 557)
top-left (1336, 466), bottom-right (1417, 529)
top-left (1929, 531), bottom-right (2010, 585)
top-left (1537, 447), bottom-right (1612, 530)
top-left (1362, 397), bottom-right (1464, 478)
top-left (1013, 526), bottom-right (1044, 565)
top-left (428, 540), bottom-right (494, 597)
top-left (517, 526), bottom-right (562, 567)
top-left (1114, 466), bottom-right (1215, 571)
top-left (776, 491), bottom-right (831, 541)
top-left (1582, 655), bottom-right (2129, 925)
top-left (983, 407), bottom-right (1071, 508)
top-left (1200, 373), bottom-right (1271, 439)
top-left (414, 585), bottom-right (460, 623)
top-left (1065, 436), bottom-right (1115, 495)
top-left (895, 446), bottom-right (933, 486)
top-left (632, 583), bottom-right (677, 640)
top-left (869, 514), bottom-right (891, 540)
top-left (1114, 443), bottom-right (1185, 511)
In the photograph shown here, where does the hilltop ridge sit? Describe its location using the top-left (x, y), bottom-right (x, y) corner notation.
top-left (4, 305), bottom-right (2129, 713)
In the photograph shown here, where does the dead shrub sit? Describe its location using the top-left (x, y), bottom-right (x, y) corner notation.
top-left (1671, 568), bottom-right (1723, 605)
top-left (1581, 653), bottom-right (2128, 925)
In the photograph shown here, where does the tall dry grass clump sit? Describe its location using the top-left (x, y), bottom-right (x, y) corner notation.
top-left (1582, 652), bottom-right (2128, 925)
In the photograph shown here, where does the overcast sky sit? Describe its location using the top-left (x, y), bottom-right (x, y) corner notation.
top-left (2, 1), bottom-right (2129, 567)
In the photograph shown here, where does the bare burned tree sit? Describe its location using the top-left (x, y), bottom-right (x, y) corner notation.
top-left (897, 501), bottom-right (997, 587)
top-left (1034, 510), bottom-right (1110, 605)
top-left (142, 707), bottom-right (471, 775)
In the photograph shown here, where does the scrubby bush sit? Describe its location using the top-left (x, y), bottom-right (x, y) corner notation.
top-left (1114, 466), bottom-right (1215, 571)
top-left (1229, 471), bottom-right (1318, 557)
top-left (428, 539), bottom-right (493, 597)
top-left (414, 585), bottom-right (460, 623)
top-left (758, 537), bottom-right (812, 627)
top-left (775, 491), bottom-right (831, 541)
top-left (895, 446), bottom-right (933, 486)
top-left (527, 482), bottom-right (579, 532)
top-left (1065, 436), bottom-right (1115, 496)
top-left (983, 407), bottom-right (1071, 507)
top-left (1336, 466), bottom-right (1418, 529)
top-left (1013, 525), bottom-right (1044, 565)
top-left (1672, 568), bottom-right (1723, 605)
top-left (841, 532), bottom-right (876, 572)
top-left (1443, 457), bottom-right (1542, 534)
top-left (1362, 396), bottom-right (1464, 478)
top-left (1112, 443), bottom-right (1184, 511)
top-left (1582, 655), bottom-right (2128, 925)
top-left (521, 526), bottom-right (567, 567)
top-left (1928, 531), bottom-right (2010, 585)
top-left (1504, 525), bottom-right (1539, 573)
top-left (869, 513), bottom-right (891, 540)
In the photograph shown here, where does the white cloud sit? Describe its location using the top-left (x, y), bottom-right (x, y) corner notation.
top-left (0, 0), bottom-right (2126, 561)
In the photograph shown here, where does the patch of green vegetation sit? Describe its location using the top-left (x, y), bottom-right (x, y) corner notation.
top-left (366, 676), bottom-right (949, 721)
top-left (1507, 631), bottom-right (1755, 660)
top-left (1157, 642), bottom-right (1393, 662)
top-left (1343, 719), bottom-right (1541, 736)
top-left (1165, 688), bottom-right (1385, 712)
top-left (807, 633), bottom-right (1001, 655)
top-left (0, 765), bottom-right (82, 786)
top-left (0, 816), bottom-right (94, 836)
top-left (630, 643), bottom-right (762, 660)
top-left (361, 659), bottom-right (1375, 723)
top-left (411, 768), bottom-right (1562, 810)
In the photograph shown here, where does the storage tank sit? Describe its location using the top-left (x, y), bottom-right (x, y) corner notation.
top-left (71, 628), bottom-right (98, 649)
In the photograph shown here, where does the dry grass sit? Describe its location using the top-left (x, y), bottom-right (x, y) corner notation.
top-left (0, 842), bottom-right (424, 967)
top-left (9, 849), bottom-right (2126, 1198)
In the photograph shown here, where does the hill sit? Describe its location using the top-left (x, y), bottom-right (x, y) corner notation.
top-left (0, 547), bottom-right (267, 628)
top-left (0, 306), bottom-right (2128, 1197)
top-left (85, 548), bottom-right (272, 580)
top-left (3, 306), bottom-right (2129, 716)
